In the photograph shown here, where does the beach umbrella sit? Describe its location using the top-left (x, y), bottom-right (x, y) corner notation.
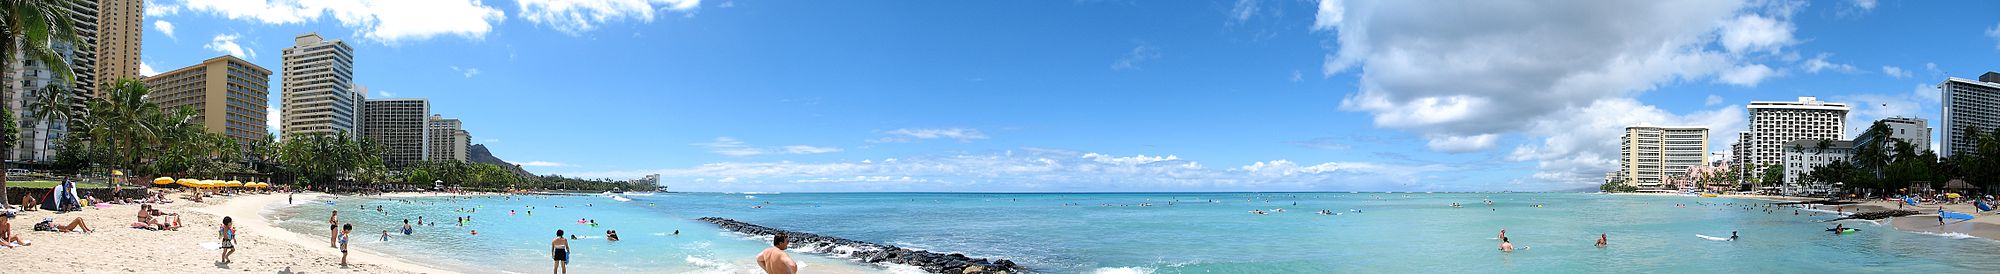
top-left (227, 180), bottom-right (243, 187)
top-left (177, 179), bottom-right (200, 188)
top-left (153, 177), bottom-right (174, 185)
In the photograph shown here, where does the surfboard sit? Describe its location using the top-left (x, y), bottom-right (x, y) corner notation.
top-left (1695, 234), bottom-right (1732, 241)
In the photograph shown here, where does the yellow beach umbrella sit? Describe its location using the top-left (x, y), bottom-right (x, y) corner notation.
top-left (154, 177), bottom-right (175, 185)
top-left (226, 180), bottom-right (243, 187)
top-left (177, 179), bottom-right (200, 187)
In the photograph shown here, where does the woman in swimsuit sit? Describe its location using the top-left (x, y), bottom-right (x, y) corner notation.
top-left (329, 210), bottom-right (340, 248)
top-left (552, 229), bottom-right (570, 274)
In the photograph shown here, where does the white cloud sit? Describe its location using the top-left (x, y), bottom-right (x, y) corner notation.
top-left (204, 34), bottom-right (253, 59)
top-left (873, 128), bottom-right (989, 143)
top-left (1881, 65), bottom-right (1911, 78)
top-left (512, 161), bottom-right (574, 167)
top-left (377, 90), bottom-right (395, 97)
top-left (1705, 94), bottom-right (1724, 106)
top-left (696, 137), bottom-right (841, 156)
top-left (1718, 64), bottom-right (1776, 87)
top-left (140, 63), bottom-right (159, 77)
top-left (265, 105), bottom-right (280, 135)
top-left (450, 66), bottom-right (482, 78)
top-left (1802, 53), bottom-right (1857, 73)
top-left (1312, 0), bottom-right (1343, 32)
top-left (560, 148), bottom-right (1458, 192)
top-left (1290, 70), bottom-right (1303, 82)
top-left (1987, 21), bottom-right (2000, 49)
top-left (516, 0), bottom-right (702, 35)
top-left (1111, 42), bottom-right (1160, 70)
top-left (1720, 14), bottom-right (1796, 54)
top-left (1507, 99), bottom-right (1745, 184)
top-left (178, 0), bottom-right (504, 43)
top-left (1317, 0), bottom-right (1800, 185)
top-left (695, 137), bottom-right (764, 157)
top-left (782, 145), bottom-right (842, 154)
top-left (1226, 0), bottom-right (1258, 25)
top-left (484, 138), bottom-right (502, 143)
top-left (153, 20), bottom-right (175, 39)
top-left (147, 3), bottom-right (181, 16)
top-left (1913, 83), bottom-right (1940, 102)
top-left (1852, 0), bottom-right (1876, 10)
top-left (1425, 134), bottom-right (1498, 153)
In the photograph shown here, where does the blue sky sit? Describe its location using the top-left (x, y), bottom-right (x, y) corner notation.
top-left (139, 0), bottom-right (2000, 192)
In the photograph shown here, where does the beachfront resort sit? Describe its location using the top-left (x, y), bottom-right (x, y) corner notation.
top-left (8, 0), bottom-right (2000, 273)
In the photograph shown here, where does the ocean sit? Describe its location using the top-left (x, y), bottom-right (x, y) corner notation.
top-left (266, 192), bottom-right (2000, 273)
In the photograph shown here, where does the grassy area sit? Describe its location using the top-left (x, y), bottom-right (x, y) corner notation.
top-left (6, 180), bottom-right (110, 189)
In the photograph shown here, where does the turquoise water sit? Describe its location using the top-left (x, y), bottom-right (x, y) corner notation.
top-left (270, 193), bottom-right (2000, 273)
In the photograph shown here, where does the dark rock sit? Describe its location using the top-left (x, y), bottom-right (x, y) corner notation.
top-left (699, 217), bottom-right (1031, 273)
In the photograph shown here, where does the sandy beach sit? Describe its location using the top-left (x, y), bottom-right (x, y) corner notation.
top-left (2, 192), bottom-right (443, 273)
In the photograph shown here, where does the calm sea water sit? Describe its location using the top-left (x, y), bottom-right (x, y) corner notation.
top-left (267, 192), bottom-right (2000, 273)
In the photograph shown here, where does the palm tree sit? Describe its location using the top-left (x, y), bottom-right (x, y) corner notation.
top-left (24, 83), bottom-right (69, 162)
top-left (1, 0), bottom-right (86, 206)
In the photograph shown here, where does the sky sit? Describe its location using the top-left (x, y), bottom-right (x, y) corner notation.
top-left (138, 0), bottom-right (2000, 192)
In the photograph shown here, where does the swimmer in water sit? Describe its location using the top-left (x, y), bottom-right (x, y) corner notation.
top-left (1499, 237), bottom-right (1515, 252)
top-left (1595, 234), bottom-right (1607, 247)
top-left (1729, 231), bottom-right (1739, 241)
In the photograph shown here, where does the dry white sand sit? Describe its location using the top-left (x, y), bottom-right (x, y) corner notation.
top-left (1, 192), bottom-right (441, 273)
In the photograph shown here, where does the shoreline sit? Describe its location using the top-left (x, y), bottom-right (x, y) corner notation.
top-left (0, 192), bottom-right (445, 273)
top-left (1608, 192), bottom-right (2000, 242)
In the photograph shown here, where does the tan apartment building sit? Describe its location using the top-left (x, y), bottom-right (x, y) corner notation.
top-left (427, 115), bottom-right (469, 162)
top-left (96, 0), bottom-right (143, 89)
top-left (142, 55), bottom-right (272, 149)
top-left (1617, 126), bottom-right (1709, 192)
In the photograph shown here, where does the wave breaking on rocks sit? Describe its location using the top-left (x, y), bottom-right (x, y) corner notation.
top-left (699, 217), bottom-right (1027, 274)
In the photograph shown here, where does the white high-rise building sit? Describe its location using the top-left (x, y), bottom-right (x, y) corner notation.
top-left (362, 98), bottom-right (429, 168)
top-left (279, 32), bottom-right (358, 139)
top-left (427, 115), bottom-right (470, 162)
top-left (5, 0), bottom-right (101, 163)
top-left (1780, 139), bottom-right (1854, 196)
top-left (1738, 96), bottom-right (1849, 189)
top-left (1618, 126), bottom-right (1709, 191)
top-left (1942, 72), bottom-right (2000, 158)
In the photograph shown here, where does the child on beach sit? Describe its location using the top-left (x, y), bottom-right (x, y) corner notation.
top-left (340, 224), bottom-right (353, 266)
top-left (382, 230), bottom-right (390, 241)
top-left (219, 217), bottom-right (236, 263)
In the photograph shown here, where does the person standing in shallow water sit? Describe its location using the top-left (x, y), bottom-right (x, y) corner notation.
top-left (1595, 234), bottom-right (1607, 247)
top-left (757, 234), bottom-right (798, 274)
top-left (552, 229), bottom-right (570, 274)
top-left (329, 210), bottom-right (340, 248)
top-left (1498, 237), bottom-right (1515, 252)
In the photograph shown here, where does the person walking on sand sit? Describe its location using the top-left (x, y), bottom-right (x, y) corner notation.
top-left (340, 224), bottom-right (353, 266)
top-left (329, 210), bottom-right (341, 248)
top-left (219, 217), bottom-right (236, 263)
top-left (552, 230), bottom-right (570, 274)
top-left (757, 234), bottom-right (798, 274)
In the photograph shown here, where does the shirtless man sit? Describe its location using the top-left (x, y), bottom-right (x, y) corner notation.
top-left (552, 229), bottom-right (570, 274)
top-left (756, 234), bottom-right (798, 274)
top-left (1595, 234), bottom-right (1607, 247)
top-left (1499, 237), bottom-right (1515, 252)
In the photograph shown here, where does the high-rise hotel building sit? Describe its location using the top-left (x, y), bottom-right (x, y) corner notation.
top-left (1942, 72), bottom-right (2000, 158)
top-left (5, 0), bottom-right (108, 162)
top-left (142, 55), bottom-right (272, 151)
top-left (1618, 126), bottom-right (1709, 191)
top-left (362, 99), bottom-right (430, 168)
top-left (96, 0), bottom-right (144, 89)
top-left (427, 115), bottom-right (470, 162)
top-left (279, 32), bottom-right (359, 139)
top-left (1736, 97), bottom-right (1849, 183)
